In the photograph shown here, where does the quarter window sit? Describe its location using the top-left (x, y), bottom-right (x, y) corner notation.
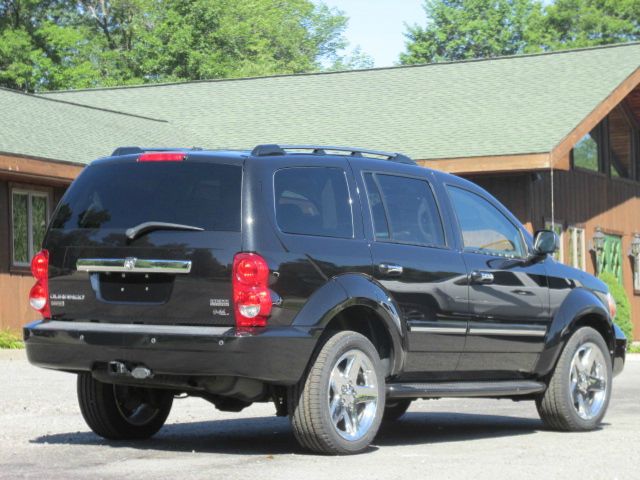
top-left (274, 167), bottom-right (353, 238)
top-left (11, 188), bottom-right (50, 266)
top-left (363, 173), bottom-right (445, 247)
top-left (448, 186), bottom-right (525, 257)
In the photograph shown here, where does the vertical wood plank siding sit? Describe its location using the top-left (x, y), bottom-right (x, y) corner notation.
top-left (470, 170), bottom-right (640, 339)
top-left (0, 179), bottom-right (68, 331)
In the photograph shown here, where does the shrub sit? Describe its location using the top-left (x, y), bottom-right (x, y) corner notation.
top-left (598, 272), bottom-right (634, 344)
top-left (0, 330), bottom-right (24, 349)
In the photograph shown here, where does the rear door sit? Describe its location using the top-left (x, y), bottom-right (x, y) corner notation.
top-left (353, 165), bottom-right (469, 374)
top-left (45, 156), bottom-right (243, 326)
top-left (445, 184), bottom-right (550, 374)
top-left (254, 158), bottom-right (373, 322)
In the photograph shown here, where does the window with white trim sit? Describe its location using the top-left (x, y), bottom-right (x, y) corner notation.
top-left (567, 226), bottom-right (586, 271)
top-left (634, 255), bottom-right (640, 292)
top-left (545, 221), bottom-right (564, 263)
top-left (11, 188), bottom-right (50, 267)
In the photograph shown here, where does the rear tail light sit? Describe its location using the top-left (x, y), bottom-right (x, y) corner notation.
top-left (232, 253), bottom-right (272, 327)
top-left (138, 151), bottom-right (186, 162)
top-left (29, 250), bottom-right (50, 318)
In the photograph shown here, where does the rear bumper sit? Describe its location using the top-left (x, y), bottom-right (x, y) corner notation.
top-left (24, 320), bottom-right (319, 385)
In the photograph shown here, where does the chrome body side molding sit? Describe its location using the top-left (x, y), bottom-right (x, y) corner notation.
top-left (468, 323), bottom-right (547, 337)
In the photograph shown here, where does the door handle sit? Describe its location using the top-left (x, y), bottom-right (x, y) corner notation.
top-left (378, 263), bottom-right (403, 277)
top-left (470, 270), bottom-right (494, 284)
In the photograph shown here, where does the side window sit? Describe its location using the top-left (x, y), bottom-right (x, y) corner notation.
top-left (448, 186), bottom-right (525, 257)
top-left (363, 174), bottom-right (390, 239)
top-left (274, 167), bottom-right (353, 238)
top-left (364, 173), bottom-right (445, 247)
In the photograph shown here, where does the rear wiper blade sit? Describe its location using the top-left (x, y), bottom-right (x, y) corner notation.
top-left (125, 221), bottom-right (204, 240)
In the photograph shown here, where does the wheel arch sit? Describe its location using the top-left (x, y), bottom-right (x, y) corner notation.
top-left (292, 273), bottom-right (406, 377)
top-left (536, 287), bottom-right (614, 377)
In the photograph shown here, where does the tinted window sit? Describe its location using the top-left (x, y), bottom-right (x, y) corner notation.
top-left (51, 161), bottom-right (242, 231)
top-left (448, 186), bottom-right (524, 257)
top-left (365, 173), bottom-right (445, 247)
top-left (274, 167), bottom-right (353, 238)
top-left (363, 173), bottom-right (390, 239)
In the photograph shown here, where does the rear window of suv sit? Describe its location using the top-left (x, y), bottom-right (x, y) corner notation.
top-left (51, 161), bottom-right (242, 231)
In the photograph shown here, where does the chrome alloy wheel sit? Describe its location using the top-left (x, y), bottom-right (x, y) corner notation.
top-left (327, 349), bottom-right (379, 441)
top-left (570, 342), bottom-right (608, 420)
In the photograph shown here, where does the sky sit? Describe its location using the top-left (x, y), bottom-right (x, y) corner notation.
top-left (318, 0), bottom-right (426, 67)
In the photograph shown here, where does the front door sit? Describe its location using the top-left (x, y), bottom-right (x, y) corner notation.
top-left (446, 185), bottom-right (550, 375)
top-left (355, 167), bottom-right (469, 375)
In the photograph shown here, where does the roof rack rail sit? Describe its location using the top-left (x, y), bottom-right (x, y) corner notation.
top-left (250, 144), bottom-right (416, 165)
top-left (111, 146), bottom-right (202, 156)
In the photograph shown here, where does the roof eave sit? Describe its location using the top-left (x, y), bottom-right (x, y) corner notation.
top-left (418, 152), bottom-right (555, 175)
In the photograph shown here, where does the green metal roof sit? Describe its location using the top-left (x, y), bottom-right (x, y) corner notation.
top-left (41, 43), bottom-right (640, 161)
top-left (0, 88), bottom-right (207, 164)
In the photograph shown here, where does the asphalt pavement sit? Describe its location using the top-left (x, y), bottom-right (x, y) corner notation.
top-left (1, 349), bottom-right (638, 480)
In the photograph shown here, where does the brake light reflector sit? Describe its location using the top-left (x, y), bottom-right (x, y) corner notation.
top-left (232, 253), bottom-right (272, 327)
top-left (138, 151), bottom-right (186, 162)
top-left (29, 250), bottom-right (50, 318)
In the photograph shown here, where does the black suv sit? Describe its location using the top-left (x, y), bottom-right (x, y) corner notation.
top-left (25, 144), bottom-right (626, 454)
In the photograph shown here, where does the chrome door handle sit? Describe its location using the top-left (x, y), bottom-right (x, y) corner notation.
top-left (470, 270), bottom-right (494, 284)
top-left (378, 263), bottom-right (403, 277)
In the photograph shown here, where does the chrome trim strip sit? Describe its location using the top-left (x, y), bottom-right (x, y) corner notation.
top-left (410, 326), bottom-right (467, 334)
top-left (76, 258), bottom-right (192, 274)
top-left (33, 321), bottom-right (230, 336)
top-left (469, 326), bottom-right (547, 337)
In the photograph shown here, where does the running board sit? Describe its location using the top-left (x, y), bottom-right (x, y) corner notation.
top-left (386, 380), bottom-right (546, 399)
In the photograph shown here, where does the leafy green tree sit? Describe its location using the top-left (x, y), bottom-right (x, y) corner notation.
top-left (400, 0), bottom-right (545, 64)
top-left (0, 0), bottom-right (353, 91)
top-left (401, 0), bottom-right (640, 65)
top-left (541, 0), bottom-right (640, 50)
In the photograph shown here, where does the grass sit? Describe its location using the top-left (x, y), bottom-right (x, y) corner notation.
top-left (629, 343), bottom-right (640, 354)
top-left (0, 330), bottom-right (24, 349)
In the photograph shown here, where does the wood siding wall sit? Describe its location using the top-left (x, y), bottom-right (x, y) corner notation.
top-left (0, 178), bottom-right (67, 331)
top-left (470, 169), bottom-right (640, 339)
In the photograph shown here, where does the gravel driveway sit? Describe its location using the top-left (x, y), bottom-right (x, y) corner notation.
top-left (1, 350), bottom-right (638, 480)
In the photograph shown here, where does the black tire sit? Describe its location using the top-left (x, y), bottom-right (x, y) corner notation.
top-left (77, 373), bottom-right (173, 440)
top-left (536, 327), bottom-right (612, 431)
top-left (288, 331), bottom-right (386, 455)
top-left (383, 399), bottom-right (412, 422)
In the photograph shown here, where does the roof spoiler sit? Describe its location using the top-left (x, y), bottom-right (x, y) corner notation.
top-left (250, 144), bottom-right (416, 165)
top-left (111, 146), bottom-right (202, 157)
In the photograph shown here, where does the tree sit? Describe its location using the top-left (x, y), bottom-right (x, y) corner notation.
top-left (0, 0), bottom-right (353, 91)
top-left (401, 0), bottom-right (640, 65)
top-left (541, 0), bottom-right (640, 50)
top-left (400, 0), bottom-right (544, 64)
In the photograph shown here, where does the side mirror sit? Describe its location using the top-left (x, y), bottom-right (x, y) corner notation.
top-left (533, 229), bottom-right (558, 257)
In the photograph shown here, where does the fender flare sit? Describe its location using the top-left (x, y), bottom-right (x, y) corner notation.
top-left (535, 287), bottom-right (614, 376)
top-left (292, 273), bottom-right (406, 376)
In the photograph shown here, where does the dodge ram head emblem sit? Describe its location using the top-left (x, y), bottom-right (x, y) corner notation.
top-left (124, 257), bottom-right (137, 270)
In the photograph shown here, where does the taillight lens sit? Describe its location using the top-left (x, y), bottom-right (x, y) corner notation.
top-left (138, 151), bottom-right (186, 162)
top-left (29, 250), bottom-right (50, 318)
top-left (232, 253), bottom-right (272, 327)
